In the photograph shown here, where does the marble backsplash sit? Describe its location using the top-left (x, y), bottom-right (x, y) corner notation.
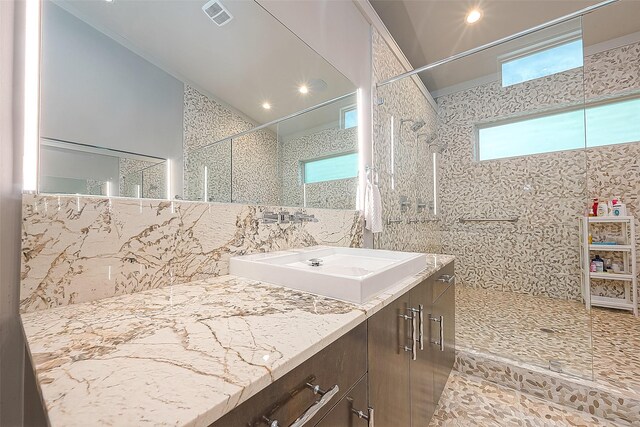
top-left (20, 194), bottom-right (364, 313)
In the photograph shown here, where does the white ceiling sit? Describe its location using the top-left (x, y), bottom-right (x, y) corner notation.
top-left (370, 0), bottom-right (640, 94)
top-left (54, 0), bottom-right (356, 129)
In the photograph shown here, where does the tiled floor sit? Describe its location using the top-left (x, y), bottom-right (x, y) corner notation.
top-left (455, 286), bottom-right (640, 396)
top-left (429, 372), bottom-right (622, 426)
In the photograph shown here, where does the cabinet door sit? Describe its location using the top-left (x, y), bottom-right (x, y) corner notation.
top-left (315, 374), bottom-right (370, 427)
top-left (431, 281), bottom-right (455, 405)
top-left (368, 295), bottom-right (411, 427)
top-left (408, 278), bottom-right (436, 427)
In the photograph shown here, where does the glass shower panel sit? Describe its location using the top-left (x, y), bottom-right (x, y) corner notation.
top-left (184, 139), bottom-right (232, 202)
top-left (372, 68), bottom-right (440, 252)
top-left (581, 1), bottom-right (640, 394)
top-left (403, 17), bottom-right (592, 379)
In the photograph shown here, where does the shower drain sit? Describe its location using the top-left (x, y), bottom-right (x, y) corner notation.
top-left (539, 327), bottom-right (557, 333)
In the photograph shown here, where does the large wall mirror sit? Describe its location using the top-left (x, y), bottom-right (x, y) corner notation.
top-left (38, 0), bottom-right (359, 209)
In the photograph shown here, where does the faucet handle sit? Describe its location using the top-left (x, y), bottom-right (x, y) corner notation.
top-left (278, 211), bottom-right (291, 223)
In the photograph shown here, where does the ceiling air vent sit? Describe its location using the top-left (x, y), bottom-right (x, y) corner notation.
top-left (202, 0), bottom-right (233, 26)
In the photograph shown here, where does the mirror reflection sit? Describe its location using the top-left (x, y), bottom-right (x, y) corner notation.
top-left (39, 0), bottom-right (357, 206)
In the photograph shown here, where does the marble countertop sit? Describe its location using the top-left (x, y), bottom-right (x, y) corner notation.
top-left (21, 254), bottom-right (454, 427)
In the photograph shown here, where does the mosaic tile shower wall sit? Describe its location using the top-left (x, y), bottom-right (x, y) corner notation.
top-left (20, 194), bottom-right (364, 313)
top-left (371, 28), bottom-right (441, 253)
top-left (119, 158), bottom-right (165, 199)
top-left (437, 41), bottom-right (640, 300)
top-left (183, 85), bottom-right (279, 204)
top-left (280, 127), bottom-right (358, 210)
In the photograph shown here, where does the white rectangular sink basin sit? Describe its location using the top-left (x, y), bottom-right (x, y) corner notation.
top-left (229, 246), bottom-right (427, 304)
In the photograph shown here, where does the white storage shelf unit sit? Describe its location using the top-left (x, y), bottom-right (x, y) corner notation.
top-left (580, 216), bottom-right (638, 316)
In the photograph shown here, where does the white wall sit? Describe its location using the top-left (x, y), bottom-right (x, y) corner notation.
top-left (0, 0), bottom-right (24, 425)
top-left (40, 3), bottom-right (184, 197)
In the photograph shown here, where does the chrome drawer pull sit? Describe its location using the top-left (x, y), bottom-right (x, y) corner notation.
top-left (289, 383), bottom-right (339, 427)
top-left (351, 406), bottom-right (374, 427)
top-left (429, 315), bottom-right (444, 352)
top-left (437, 274), bottom-right (455, 284)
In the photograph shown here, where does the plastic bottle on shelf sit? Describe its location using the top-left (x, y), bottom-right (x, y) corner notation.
top-left (612, 196), bottom-right (627, 216)
top-left (591, 198), bottom-right (599, 217)
top-left (592, 255), bottom-right (605, 273)
top-left (597, 201), bottom-right (609, 217)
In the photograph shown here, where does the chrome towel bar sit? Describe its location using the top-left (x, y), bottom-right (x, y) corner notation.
top-left (459, 217), bottom-right (519, 223)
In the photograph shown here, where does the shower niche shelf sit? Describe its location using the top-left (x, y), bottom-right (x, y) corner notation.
top-left (580, 216), bottom-right (638, 316)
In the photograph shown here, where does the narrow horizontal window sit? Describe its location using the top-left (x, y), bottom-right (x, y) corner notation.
top-left (585, 97), bottom-right (640, 147)
top-left (477, 97), bottom-right (640, 161)
top-left (303, 152), bottom-right (358, 184)
top-left (501, 38), bottom-right (583, 87)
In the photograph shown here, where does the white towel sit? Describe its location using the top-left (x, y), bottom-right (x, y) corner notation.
top-left (365, 181), bottom-right (383, 233)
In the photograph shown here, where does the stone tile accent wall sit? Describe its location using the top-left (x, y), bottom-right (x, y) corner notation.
top-left (372, 28), bottom-right (442, 253)
top-left (19, 194), bottom-right (364, 313)
top-left (437, 41), bottom-right (640, 300)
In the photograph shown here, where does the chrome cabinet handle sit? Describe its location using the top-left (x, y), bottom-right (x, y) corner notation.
top-left (289, 383), bottom-right (340, 427)
top-left (399, 309), bottom-right (417, 360)
top-left (437, 274), bottom-right (455, 284)
top-left (429, 315), bottom-right (444, 352)
top-left (408, 306), bottom-right (424, 351)
top-left (418, 304), bottom-right (424, 350)
top-left (351, 406), bottom-right (374, 427)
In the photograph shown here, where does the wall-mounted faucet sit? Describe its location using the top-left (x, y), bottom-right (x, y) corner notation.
top-left (262, 211), bottom-right (280, 224)
top-left (262, 210), bottom-right (318, 224)
top-left (292, 211), bottom-right (318, 223)
top-left (416, 199), bottom-right (427, 213)
top-left (400, 195), bottom-right (411, 213)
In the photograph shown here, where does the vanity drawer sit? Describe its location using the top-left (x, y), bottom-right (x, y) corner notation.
top-left (210, 322), bottom-right (367, 427)
top-left (432, 262), bottom-right (455, 303)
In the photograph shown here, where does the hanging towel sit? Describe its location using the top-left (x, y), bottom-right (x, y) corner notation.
top-left (365, 181), bottom-right (383, 233)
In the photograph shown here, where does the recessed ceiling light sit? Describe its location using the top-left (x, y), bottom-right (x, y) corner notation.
top-left (104, 0), bottom-right (114, 3)
top-left (298, 85), bottom-right (309, 94)
top-left (466, 9), bottom-right (482, 24)
top-left (262, 102), bottom-right (271, 110)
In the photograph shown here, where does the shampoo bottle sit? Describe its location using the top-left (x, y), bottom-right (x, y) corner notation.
top-left (597, 201), bottom-right (609, 217)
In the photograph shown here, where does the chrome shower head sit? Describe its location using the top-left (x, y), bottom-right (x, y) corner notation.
top-left (410, 120), bottom-right (426, 132)
top-left (417, 132), bottom-right (436, 144)
top-left (430, 141), bottom-right (448, 153)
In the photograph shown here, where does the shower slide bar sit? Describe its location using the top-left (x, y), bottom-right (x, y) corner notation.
top-left (459, 217), bottom-right (519, 223)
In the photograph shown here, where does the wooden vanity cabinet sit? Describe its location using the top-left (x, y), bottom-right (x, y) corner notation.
top-left (211, 261), bottom-right (455, 427)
